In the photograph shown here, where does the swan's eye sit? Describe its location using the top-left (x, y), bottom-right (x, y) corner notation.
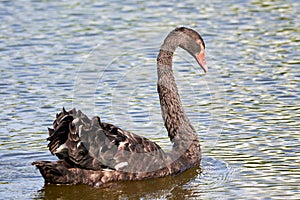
top-left (196, 40), bottom-right (205, 52)
top-left (78, 151), bottom-right (85, 156)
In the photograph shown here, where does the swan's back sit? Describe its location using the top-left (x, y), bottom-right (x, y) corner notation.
top-left (47, 108), bottom-right (167, 172)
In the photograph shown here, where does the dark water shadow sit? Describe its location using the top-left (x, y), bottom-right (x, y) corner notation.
top-left (33, 167), bottom-right (200, 200)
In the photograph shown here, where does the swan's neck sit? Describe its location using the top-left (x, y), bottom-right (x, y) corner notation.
top-left (157, 49), bottom-right (196, 142)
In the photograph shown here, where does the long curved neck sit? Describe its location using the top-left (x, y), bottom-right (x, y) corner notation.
top-left (157, 32), bottom-right (197, 142)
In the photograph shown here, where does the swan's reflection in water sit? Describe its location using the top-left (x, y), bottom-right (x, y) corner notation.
top-left (34, 157), bottom-right (236, 200)
top-left (35, 168), bottom-right (199, 199)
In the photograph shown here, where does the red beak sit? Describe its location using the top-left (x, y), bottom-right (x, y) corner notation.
top-left (195, 51), bottom-right (208, 73)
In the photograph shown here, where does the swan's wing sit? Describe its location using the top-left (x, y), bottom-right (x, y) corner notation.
top-left (100, 122), bottom-right (162, 153)
top-left (47, 108), bottom-right (165, 172)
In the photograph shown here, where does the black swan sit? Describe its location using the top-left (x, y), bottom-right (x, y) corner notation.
top-left (32, 27), bottom-right (207, 187)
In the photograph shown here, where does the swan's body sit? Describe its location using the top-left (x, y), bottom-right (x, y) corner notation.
top-left (33, 27), bottom-right (207, 187)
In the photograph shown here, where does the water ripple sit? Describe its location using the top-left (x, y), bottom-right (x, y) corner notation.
top-left (0, 0), bottom-right (299, 199)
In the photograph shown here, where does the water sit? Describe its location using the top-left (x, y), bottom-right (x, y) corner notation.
top-left (0, 0), bottom-right (299, 199)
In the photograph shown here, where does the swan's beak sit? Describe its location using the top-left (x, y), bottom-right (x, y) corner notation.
top-left (195, 51), bottom-right (208, 73)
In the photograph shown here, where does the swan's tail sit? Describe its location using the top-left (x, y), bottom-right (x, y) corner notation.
top-left (32, 160), bottom-right (75, 184)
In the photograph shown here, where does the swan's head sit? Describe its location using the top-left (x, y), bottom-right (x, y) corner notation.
top-left (175, 27), bottom-right (207, 73)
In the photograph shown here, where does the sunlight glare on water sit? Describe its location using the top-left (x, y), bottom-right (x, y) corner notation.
top-left (0, 0), bottom-right (299, 199)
